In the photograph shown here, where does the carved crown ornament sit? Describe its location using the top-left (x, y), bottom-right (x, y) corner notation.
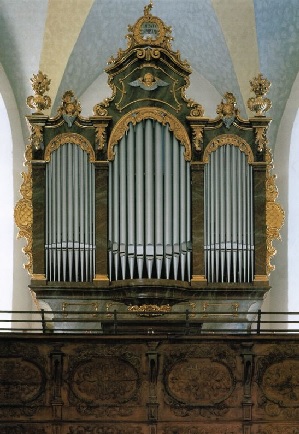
top-left (107, 1), bottom-right (189, 70)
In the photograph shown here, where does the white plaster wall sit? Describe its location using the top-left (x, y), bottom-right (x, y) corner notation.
top-left (0, 64), bottom-right (32, 316)
top-left (267, 70), bottom-right (299, 326)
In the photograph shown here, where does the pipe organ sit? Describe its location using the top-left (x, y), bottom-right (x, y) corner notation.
top-left (15, 3), bottom-right (284, 331)
top-left (204, 144), bottom-right (254, 283)
top-left (45, 143), bottom-right (95, 282)
top-left (109, 120), bottom-right (191, 282)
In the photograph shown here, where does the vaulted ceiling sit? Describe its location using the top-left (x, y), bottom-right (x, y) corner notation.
top-left (1, 0), bottom-right (299, 150)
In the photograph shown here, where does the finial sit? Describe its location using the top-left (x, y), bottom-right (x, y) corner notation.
top-left (144, 0), bottom-right (153, 16)
top-left (26, 71), bottom-right (52, 114)
top-left (247, 73), bottom-right (272, 116)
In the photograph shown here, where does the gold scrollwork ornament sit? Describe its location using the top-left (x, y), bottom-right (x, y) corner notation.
top-left (265, 147), bottom-right (285, 275)
top-left (14, 144), bottom-right (33, 274)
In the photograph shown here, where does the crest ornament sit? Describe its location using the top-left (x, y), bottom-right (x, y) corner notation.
top-left (26, 71), bottom-right (52, 114)
top-left (217, 92), bottom-right (239, 128)
top-left (58, 90), bottom-right (81, 127)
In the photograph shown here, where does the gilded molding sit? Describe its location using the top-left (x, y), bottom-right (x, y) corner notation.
top-left (265, 147), bottom-right (285, 275)
top-left (203, 134), bottom-right (254, 164)
top-left (108, 107), bottom-right (191, 161)
top-left (14, 144), bottom-right (33, 275)
top-left (26, 71), bottom-right (52, 114)
top-left (44, 133), bottom-right (95, 163)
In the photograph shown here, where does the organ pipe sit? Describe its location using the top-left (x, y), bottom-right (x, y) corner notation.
top-left (108, 119), bottom-right (191, 282)
top-left (45, 143), bottom-right (95, 282)
top-left (204, 144), bottom-right (254, 283)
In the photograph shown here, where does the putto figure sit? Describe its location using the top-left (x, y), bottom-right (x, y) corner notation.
top-left (129, 72), bottom-right (169, 91)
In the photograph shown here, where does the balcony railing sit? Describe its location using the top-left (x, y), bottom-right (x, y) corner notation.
top-left (1, 309), bottom-right (299, 334)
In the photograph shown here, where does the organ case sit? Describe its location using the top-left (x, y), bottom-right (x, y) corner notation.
top-left (15, 3), bottom-right (284, 331)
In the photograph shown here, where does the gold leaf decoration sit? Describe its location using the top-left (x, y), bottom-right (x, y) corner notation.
top-left (265, 147), bottom-right (285, 275)
top-left (14, 144), bottom-right (33, 274)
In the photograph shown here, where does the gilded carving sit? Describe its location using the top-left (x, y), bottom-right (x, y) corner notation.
top-left (166, 358), bottom-right (234, 405)
top-left (187, 99), bottom-right (205, 117)
top-left (95, 125), bottom-right (107, 150)
top-left (108, 107), bottom-right (191, 161)
top-left (107, 2), bottom-right (189, 73)
top-left (265, 147), bottom-right (285, 275)
top-left (191, 125), bottom-right (204, 152)
top-left (216, 92), bottom-right (239, 128)
top-left (128, 304), bottom-right (171, 316)
top-left (136, 46), bottom-right (161, 60)
top-left (247, 73), bottom-right (272, 116)
top-left (127, 1), bottom-right (172, 50)
top-left (129, 72), bottom-right (169, 91)
top-left (44, 133), bottom-right (95, 163)
top-left (57, 90), bottom-right (81, 127)
top-left (29, 124), bottom-right (43, 150)
top-left (255, 126), bottom-right (269, 152)
top-left (26, 70), bottom-right (52, 114)
top-left (93, 99), bottom-right (110, 116)
top-left (203, 134), bottom-right (254, 164)
top-left (14, 144), bottom-right (33, 275)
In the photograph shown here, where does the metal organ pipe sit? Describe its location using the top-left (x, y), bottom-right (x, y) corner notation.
top-left (204, 144), bottom-right (254, 283)
top-left (108, 119), bottom-right (191, 282)
top-left (45, 143), bottom-right (95, 282)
